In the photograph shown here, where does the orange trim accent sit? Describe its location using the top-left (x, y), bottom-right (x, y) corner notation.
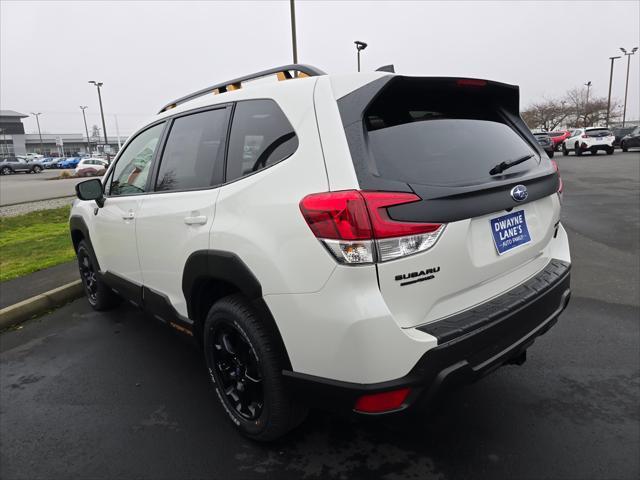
top-left (170, 322), bottom-right (194, 336)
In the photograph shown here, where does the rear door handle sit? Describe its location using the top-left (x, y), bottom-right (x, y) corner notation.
top-left (184, 215), bottom-right (207, 225)
top-left (122, 210), bottom-right (135, 221)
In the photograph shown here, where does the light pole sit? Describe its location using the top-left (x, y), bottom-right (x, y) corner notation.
top-left (583, 81), bottom-right (592, 127)
top-left (289, 0), bottom-right (298, 64)
top-left (80, 106), bottom-right (91, 154)
top-left (354, 40), bottom-right (368, 72)
top-left (620, 47), bottom-right (638, 127)
top-left (30, 112), bottom-right (44, 154)
top-left (606, 56), bottom-right (621, 127)
top-left (88, 81), bottom-right (109, 154)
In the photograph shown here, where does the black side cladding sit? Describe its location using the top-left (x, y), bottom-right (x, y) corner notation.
top-left (337, 75), bottom-right (560, 223)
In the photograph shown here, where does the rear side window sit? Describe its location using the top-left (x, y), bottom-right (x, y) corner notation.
top-left (364, 85), bottom-right (537, 186)
top-left (225, 100), bottom-right (298, 182)
top-left (155, 108), bottom-right (229, 192)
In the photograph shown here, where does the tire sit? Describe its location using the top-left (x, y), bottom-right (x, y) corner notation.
top-left (591, 149), bottom-right (597, 155)
top-left (76, 240), bottom-right (119, 310)
top-left (621, 141), bottom-right (628, 152)
top-left (1, 167), bottom-right (11, 175)
top-left (204, 295), bottom-right (307, 441)
top-left (32, 165), bottom-right (42, 173)
top-left (606, 147), bottom-right (614, 155)
top-left (562, 143), bottom-right (569, 156)
top-left (547, 150), bottom-right (554, 158)
top-left (575, 143), bottom-right (582, 156)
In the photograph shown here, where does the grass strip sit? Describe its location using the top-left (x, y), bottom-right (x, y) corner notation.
top-left (0, 206), bottom-right (75, 282)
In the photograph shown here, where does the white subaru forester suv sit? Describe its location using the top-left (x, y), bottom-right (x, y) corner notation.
top-left (71, 65), bottom-right (571, 441)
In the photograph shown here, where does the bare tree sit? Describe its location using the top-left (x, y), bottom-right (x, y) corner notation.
top-left (522, 86), bottom-right (622, 130)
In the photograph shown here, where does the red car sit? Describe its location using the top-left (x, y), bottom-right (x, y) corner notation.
top-left (548, 130), bottom-right (571, 151)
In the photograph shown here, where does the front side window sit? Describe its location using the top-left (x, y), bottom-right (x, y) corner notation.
top-left (109, 123), bottom-right (165, 196)
top-left (155, 108), bottom-right (228, 192)
top-left (226, 100), bottom-right (298, 182)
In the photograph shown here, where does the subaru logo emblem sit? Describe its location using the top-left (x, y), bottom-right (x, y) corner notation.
top-left (510, 185), bottom-right (528, 202)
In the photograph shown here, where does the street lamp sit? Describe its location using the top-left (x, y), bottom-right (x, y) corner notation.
top-left (584, 81), bottom-right (592, 127)
top-left (80, 106), bottom-right (91, 155)
top-left (289, 0), bottom-right (298, 64)
top-left (30, 112), bottom-right (44, 155)
top-left (354, 40), bottom-right (368, 72)
top-left (606, 56), bottom-right (621, 127)
top-left (620, 47), bottom-right (638, 127)
top-left (88, 80), bottom-right (109, 153)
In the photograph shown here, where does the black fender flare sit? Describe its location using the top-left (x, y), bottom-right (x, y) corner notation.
top-left (69, 215), bottom-right (101, 270)
top-left (182, 250), bottom-right (291, 369)
top-left (182, 250), bottom-right (262, 319)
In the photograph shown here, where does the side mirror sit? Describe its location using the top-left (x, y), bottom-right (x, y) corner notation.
top-left (76, 178), bottom-right (105, 207)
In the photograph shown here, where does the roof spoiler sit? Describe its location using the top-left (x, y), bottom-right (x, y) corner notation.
top-left (375, 64), bottom-right (395, 73)
top-left (158, 64), bottom-right (326, 114)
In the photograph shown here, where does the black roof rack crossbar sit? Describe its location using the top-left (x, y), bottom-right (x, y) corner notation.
top-left (158, 64), bottom-right (326, 113)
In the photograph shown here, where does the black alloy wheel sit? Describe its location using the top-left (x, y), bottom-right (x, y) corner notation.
top-left (575, 142), bottom-right (582, 156)
top-left (210, 321), bottom-right (264, 420)
top-left (78, 247), bottom-right (98, 305)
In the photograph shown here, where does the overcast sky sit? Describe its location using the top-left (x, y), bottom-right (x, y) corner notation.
top-left (2, 0), bottom-right (638, 136)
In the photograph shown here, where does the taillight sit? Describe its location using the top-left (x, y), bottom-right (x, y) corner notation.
top-left (551, 159), bottom-right (563, 200)
top-left (299, 190), bottom-right (445, 264)
top-left (456, 78), bottom-right (487, 87)
top-left (581, 134), bottom-right (588, 138)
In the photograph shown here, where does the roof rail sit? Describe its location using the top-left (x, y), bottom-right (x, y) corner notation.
top-left (158, 64), bottom-right (326, 113)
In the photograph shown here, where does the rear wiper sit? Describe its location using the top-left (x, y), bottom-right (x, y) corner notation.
top-left (489, 154), bottom-right (534, 176)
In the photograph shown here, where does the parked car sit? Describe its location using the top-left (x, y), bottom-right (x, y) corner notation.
top-left (40, 157), bottom-right (58, 168)
top-left (75, 158), bottom-right (108, 176)
top-left (58, 157), bottom-right (81, 169)
top-left (25, 153), bottom-right (44, 161)
top-left (611, 126), bottom-right (636, 147)
top-left (71, 65), bottom-right (570, 441)
top-left (51, 157), bottom-right (66, 168)
top-left (620, 126), bottom-right (640, 151)
top-left (547, 130), bottom-right (571, 151)
top-left (533, 132), bottom-right (554, 157)
top-left (562, 128), bottom-right (614, 156)
top-left (0, 156), bottom-right (43, 174)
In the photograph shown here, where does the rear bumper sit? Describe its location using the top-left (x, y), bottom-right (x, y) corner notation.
top-left (580, 143), bottom-right (613, 151)
top-left (283, 259), bottom-right (571, 415)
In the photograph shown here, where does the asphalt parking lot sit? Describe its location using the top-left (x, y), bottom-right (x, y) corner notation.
top-left (0, 169), bottom-right (85, 206)
top-left (1, 150), bottom-right (638, 480)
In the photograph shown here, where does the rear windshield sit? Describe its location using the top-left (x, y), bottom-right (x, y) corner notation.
top-left (365, 89), bottom-right (537, 186)
top-left (533, 133), bottom-right (549, 137)
top-left (548, 132), bottom-right (565, 137)
top-left (585, 129), bottom-right (612, 137)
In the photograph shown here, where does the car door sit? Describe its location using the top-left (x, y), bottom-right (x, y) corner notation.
top-left (567, 129), bottom-right (580, 149)
top-left (630, 128), bottom-right (640, 148)
top-left (14, 158), bottom-right (29, 172)
top-left (135, 106), bottom-right (231, 320)
top-left (90, 122), bottom-right (166, 305)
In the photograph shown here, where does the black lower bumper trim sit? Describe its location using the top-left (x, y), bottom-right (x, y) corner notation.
top-left (283, 259), bottom-right (571, 414)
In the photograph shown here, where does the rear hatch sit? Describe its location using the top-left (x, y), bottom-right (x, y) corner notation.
top-left (337, 76), bottom-right (561, 329)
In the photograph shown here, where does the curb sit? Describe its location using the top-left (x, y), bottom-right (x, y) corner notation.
top-left (0, 280), bottom-right (84, 330)
top-left (0, 195), bottom-right (75, 208)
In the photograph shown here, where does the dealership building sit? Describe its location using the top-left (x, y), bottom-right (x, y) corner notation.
top-left (0, 110), bottom-right (127, 156)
